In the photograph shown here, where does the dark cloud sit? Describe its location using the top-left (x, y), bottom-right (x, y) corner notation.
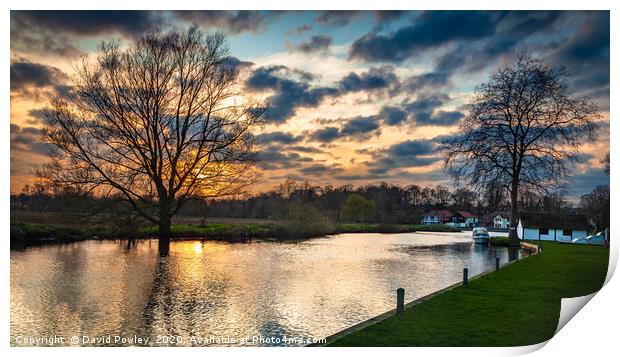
top-left (378, 106), bottom-right (408, 126)
top-left (405, 93), bottom-right (449, 112)
top-left (12, 10), bottom-right (161, 37)
top-left (316, 11), bottom-right (361, 26)
top-left (245, 65), bottom-right (337, 123)
top-left (255, 131), bottom-right (303, 145)
top-left (172, 11), bottom-right (274, 34)
top-left (294, 35), bottom-right (332, 53)
top-left (11, 10), bottom-right (162, 57)
top-left (349, 11), bottom-right (498, 63)
top-left (340, 116), bottom-right (381, 138)
top-left (338, 66), bottom-right (400, 94)
top-left (288, 145), bottom-right (324, 154)
top-left (364, 139), bottom-right (439, 175)
top-left (10, 60), bottom-right (71, 100)
top-left (567, 168), bottom-right (610, 200)
top-left (373, 11), bottom-right (407, 22)
top-left (404, 72), bottom-right (451, 92)
top-left (293, 24), bottom-right (312, 34)
top-left (221, 56), bottom-right (254, 71)
top-left (551, 11), bottom-right (609, 97)
top-left (402, 93), bottom-right (465, 126)
top-left (299, 163), bottom-right (344, 176)
top-left (258, 146), bottom-right (315, 170)
top-left (10, 61), bottom-right (66, 91)
top-left (10, 123), bottom-right (54, 157)
top-left (415, 111), bottom-right (464, 126)
top-left (310, 127), bottom-right (341, 143)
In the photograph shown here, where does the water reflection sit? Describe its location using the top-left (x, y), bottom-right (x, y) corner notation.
top-left (11, 232), bottom-right (523, 346)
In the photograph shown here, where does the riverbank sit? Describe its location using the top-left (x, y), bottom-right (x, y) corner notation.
top-left (325, 242), bottom-right (609, 346)
top-left (10, 220), bottom-right (460, 248)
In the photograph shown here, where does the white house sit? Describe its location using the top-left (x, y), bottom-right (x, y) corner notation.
top-left (517, 213), bottom-right (588, 242)
top-left (493, 214), bottom-right (509, 229)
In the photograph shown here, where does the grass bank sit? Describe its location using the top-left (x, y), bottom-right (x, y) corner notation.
top-left (327, 242), bottom-right (609, 346)
top-left (337, 223), bottom-right (460, 234)
top-left (10, 219), bottom-right (460, 248)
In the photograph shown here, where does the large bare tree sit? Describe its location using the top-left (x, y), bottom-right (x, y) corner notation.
top-left (438, 54), bottom-right (599, 241)
top-left (39, 26), bottom-right (266, 253)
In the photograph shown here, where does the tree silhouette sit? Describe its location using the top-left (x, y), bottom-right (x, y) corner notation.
top-left (39, 26), bottom-right (266, 254)
top-left (438, 54), bottom-right (599, 241)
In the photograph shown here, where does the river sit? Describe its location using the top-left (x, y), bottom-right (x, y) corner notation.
top-left (10, 232), bottom-right (522, 346)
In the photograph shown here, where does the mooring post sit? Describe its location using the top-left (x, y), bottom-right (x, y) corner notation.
top-left (396, 288), bottom-right (405, 317)
top-left (463, 268), bottom-right (469, 286)
top-left (495, 257), bottom-right (500, 271)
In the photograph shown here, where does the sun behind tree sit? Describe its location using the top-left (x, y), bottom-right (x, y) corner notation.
top-left (38, 26), bottom-right (267, 255)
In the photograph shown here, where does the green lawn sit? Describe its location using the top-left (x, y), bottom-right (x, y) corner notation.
top-left (328, 242), bottom-right (609, 347)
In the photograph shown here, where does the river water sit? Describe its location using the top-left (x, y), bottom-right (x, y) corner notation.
top-left (10, 232), bottom-right (522, 346)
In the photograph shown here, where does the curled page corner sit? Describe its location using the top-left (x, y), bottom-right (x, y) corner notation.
top-left (555, 292), bottom-right (598, 334)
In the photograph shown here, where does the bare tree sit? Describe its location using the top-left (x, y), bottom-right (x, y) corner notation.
top-left (438, 54), bottom-right (599, 241)
top-left (39, 26), bottom-right (266, 254)
top-left (580, 185), bottom-right (610, 231)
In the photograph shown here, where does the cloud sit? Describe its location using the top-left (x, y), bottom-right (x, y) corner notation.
top-left (12, 10), bottom-right (161, 37)
top-left (222, 56), bottom-right (254, 71)
top-left (349, 11), bottom-right (498, 63)
top-left (567, 168), bottom-right (610, 200)
top-left (245, 65), bottom-right (338, 123)
top-left (378, 106), bottom-right (409, 126)
top-left (255, 131), bottom-right (303, 145)
top-left (10, 60), bottom-right (71, 100)
top-left (316, 11), bottom-right (361, 26)
top-left (172, 11), bottom-right (275, 34)
top-left (309, 127), bottom-right (341, 143)
top-left (404, 72), bottom-right (451, 92)
top-left (299, 163), bottom-right (344, 176)
top-left (364, 139), bottom-right (439, 175)
top-left (338, 66), bottom-right (400, 94)
top-left (340, 116), bottom-right (381, 139)
top-left (258, 146), bottom-right (314, 170)
top-left (294, 35), bottom-right (332, 53)
top-left (11, 10), bottom-right (164, 57)
top-left (403, 93), bottom-right (464, 126)
top-left (551, 11), bottom-right (609, 97)
top-left (10, 123), bottom-right (54, 157)
top-left (292, 24), bottom-right (312, 34)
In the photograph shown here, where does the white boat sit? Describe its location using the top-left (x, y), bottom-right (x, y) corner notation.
top-left (472, 227), bottom-right (490, 244)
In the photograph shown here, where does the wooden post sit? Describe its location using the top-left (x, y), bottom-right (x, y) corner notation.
top-left (495, 257), bottom-right (500, 271)
top-left (396, 288), bottom-right (405, 317)
top-left (463, 268), bottom-right (469, 286)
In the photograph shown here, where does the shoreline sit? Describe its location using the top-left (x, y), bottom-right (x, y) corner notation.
top-left (309, 241), bottom-right (536, 347)
top-left (323, 242), bottom-right (608, 347)
top-left (10, 220), bottom-right (463, 249)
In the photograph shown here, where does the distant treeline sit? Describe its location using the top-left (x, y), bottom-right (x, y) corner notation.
top-left (11, 180), bottom-right (609, 230)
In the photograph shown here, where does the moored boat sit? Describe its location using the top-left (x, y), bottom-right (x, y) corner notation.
top-left (472, 227), bottom-right (490, 244)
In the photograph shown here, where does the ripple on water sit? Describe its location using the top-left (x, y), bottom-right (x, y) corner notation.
top-left (11, 233), bottom-right (522, 346)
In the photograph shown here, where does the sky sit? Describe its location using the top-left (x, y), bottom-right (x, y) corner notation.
top-left (9, 10), bottom-right (610, 200)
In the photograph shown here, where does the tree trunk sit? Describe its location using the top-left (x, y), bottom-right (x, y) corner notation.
top-left (508, 179), bottom-right (520, 242)
top-left (158, 212), bottom-right (172, 256)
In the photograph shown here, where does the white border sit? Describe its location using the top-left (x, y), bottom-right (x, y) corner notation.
top-left (3, 1), bottom-right (617, 357)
